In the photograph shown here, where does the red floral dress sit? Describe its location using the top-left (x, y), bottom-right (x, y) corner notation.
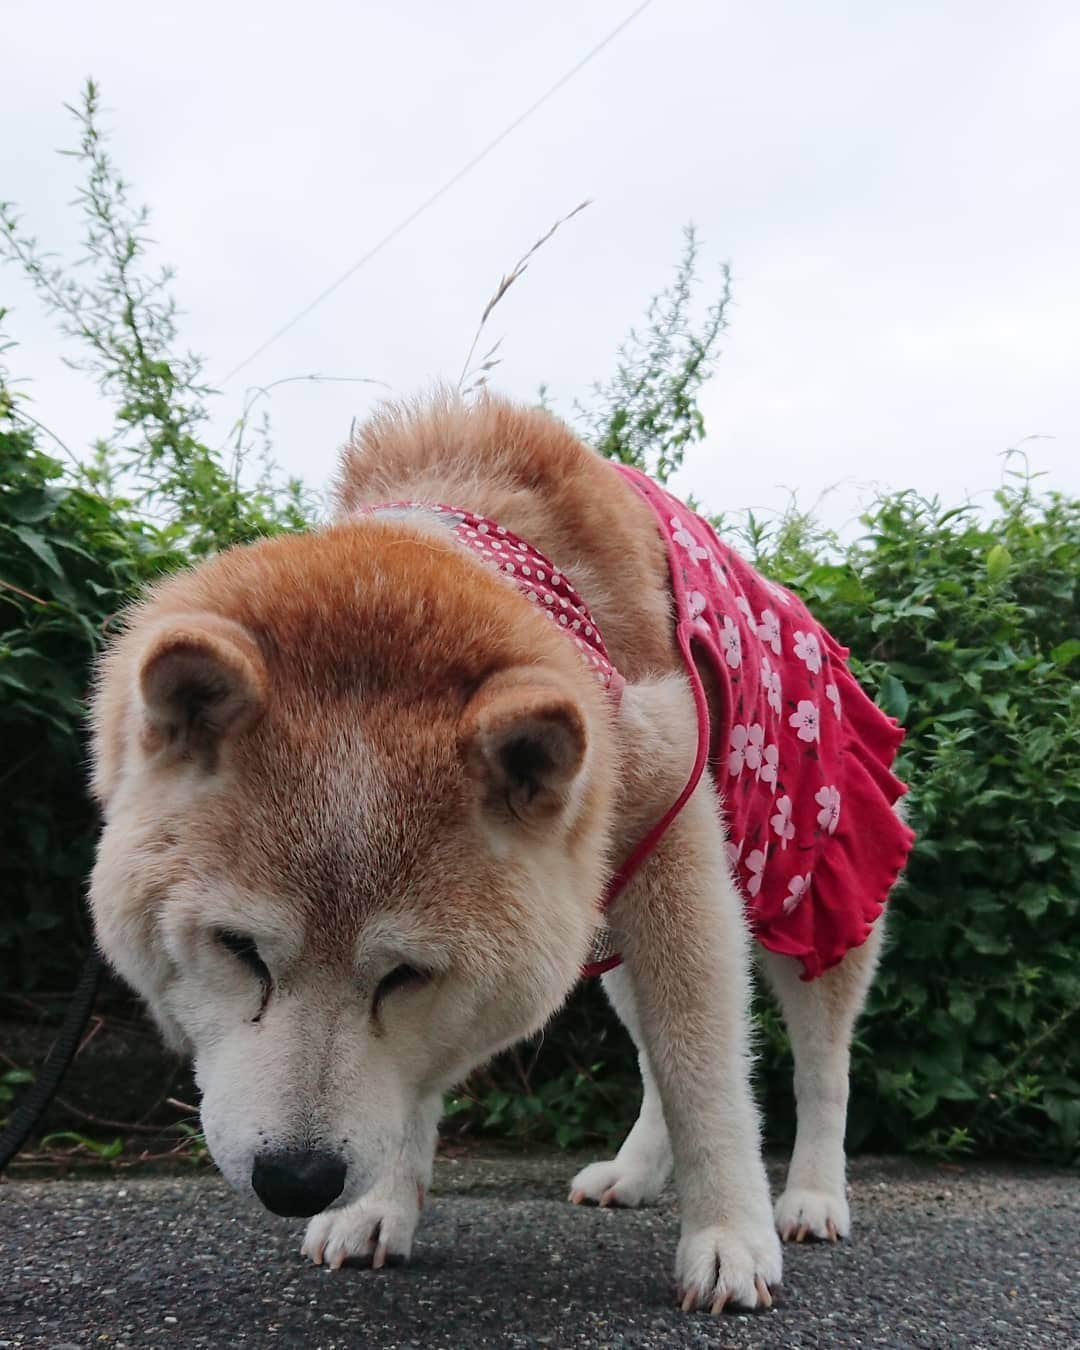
top-left (605, 464), bottom-right (915, 980)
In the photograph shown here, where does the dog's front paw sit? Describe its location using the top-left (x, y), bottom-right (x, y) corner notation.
top-left (675, 1221), bottom-right (782, 1314)
top-left (568, 1156), bottom-right (668, 1208)
top-left (774, 1186), bottom-right (850, 1243)
top-left (301, 1179), bottom-right (424, 1271)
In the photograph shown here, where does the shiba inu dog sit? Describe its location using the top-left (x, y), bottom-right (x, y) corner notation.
top-left (88, 394), bottom-right (911, 1314)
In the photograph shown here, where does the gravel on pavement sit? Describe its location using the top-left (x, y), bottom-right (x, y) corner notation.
top-left (2, 1151), bottom-right (1078, 1349)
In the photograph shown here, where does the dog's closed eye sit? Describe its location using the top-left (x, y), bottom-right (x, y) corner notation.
top-left (372, 963), bottom-right (430, 1016)
top-left (215, 929), bottom-right (271, 984)
top-left (214, 929), bottom-right (273, 1022)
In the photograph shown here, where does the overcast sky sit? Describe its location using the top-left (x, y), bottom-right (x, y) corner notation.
top-left (3, 0), bottom-right (1078, 532)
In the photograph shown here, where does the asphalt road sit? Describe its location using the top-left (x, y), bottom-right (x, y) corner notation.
top-left (2, 1152), bottom-right (1077, 1349)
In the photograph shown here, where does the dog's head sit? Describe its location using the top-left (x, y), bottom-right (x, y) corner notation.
top-left (88, 520), bottom-right (617, 1215)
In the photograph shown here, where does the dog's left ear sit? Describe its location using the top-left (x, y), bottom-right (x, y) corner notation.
top-left (137, 613), bottom-right (267, 762)
top-left (461, 669), bottom-right (587, 825)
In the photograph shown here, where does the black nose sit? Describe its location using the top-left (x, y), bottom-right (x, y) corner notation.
top-left (251, 1148), bottom-right (347, 1217)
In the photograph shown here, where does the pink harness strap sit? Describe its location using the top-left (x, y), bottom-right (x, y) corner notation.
top-left (578, 660), bottom-right (709, 975)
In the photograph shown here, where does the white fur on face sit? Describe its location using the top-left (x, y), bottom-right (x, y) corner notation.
top-left (90, 621), bottom-right (610, 1215)
top-left (90, 786), bottom-right (600, 1212)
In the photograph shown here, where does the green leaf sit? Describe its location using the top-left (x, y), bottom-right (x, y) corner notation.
top-left (5, 488), bottom-right (64, 523)
top-left (1017, 888), bottom-right (1050, 921)
top-left (984, 692), bottom-right (1011, 718)
top-left (877, 673), bottom-right (910, 722)
top-left (8, 525), bottom-right (65, 578)
top-left (1050, 639), bottom-right (1080, 668)
top-left (1044, 1095), bottom-right (1080, 1151)
top-left (967, 930), bottom-right (1012, 956)
top-left (986, 544), bottom-right (1013, 584)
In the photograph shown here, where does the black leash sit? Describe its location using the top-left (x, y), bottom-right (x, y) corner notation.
top-left (0, 951), bottom-right (104, 1173)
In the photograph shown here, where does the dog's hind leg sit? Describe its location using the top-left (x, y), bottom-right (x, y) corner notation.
top-left (759, 916), bottom-right (885, 1243)
top-left (568, 964), bottom-right (673, 1208)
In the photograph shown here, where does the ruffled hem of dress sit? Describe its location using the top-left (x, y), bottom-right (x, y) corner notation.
top-left (752, 638), bottom-right (916, 980)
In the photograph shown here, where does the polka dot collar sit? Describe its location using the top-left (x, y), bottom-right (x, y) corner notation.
top-left (365, 502), bottom-right (625, 701)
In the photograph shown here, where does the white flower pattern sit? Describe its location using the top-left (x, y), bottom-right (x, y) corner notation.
top-left (782, 873), bottom-right (812, 915)
top-left (670, 516), bottom-right (709, 562)
top-left (761, 654), bottom-right (782, 715)
top-left (756, 608), bottom-right (782, 655)
top-left (728, 723), bottom-right (764, 775)
top-left (792, 629), bottom-right (822, 674)
top-left (825, 682), bottom-right (842, 720)
top-left (746, 846), bottom-right (768, 898)
top-left (770, 794), bottom-right (795, 848)
top-left (815, 785), bottom-right (841, 834)
top-left (789, 699), bottom-right (821, 743)
top-left (720, 614), bottom-right (742, 669)
top-left (758, 743), bottom-right (779, 790)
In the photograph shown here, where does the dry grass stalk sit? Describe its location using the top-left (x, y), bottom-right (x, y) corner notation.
top-left (458, 199), bottom-right (592, 394)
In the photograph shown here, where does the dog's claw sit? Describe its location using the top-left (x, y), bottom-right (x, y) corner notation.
top-left (328, 1249), bottom-right (346, 1271)
top-left (678, 1274), bottom-right (773, 1315)
top-left (599, 1187), bottom-right (617, 1208)
top-left (372, 1241), bottom-right (388, 1270)
top-left (775, 1188), bottom-right (849, 1243)
top-left (569, 1188), bottom-right (586, 1205)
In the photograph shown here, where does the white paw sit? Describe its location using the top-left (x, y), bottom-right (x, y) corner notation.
top-left (301, 1179), bottom-right (424, 1270)
top-left (774, 1186), bottom-right (850, 1243)
top-left (675, 1221), bottom-right (782, 1314)
top-left (568, 1156), bottom-right (668, 1208)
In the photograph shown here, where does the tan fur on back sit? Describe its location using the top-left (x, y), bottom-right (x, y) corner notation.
top-left (334, 392), bottom-right (680, 681)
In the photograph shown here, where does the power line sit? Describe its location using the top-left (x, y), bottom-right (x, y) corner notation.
top-left (219, 0), bottom-right (658, 384)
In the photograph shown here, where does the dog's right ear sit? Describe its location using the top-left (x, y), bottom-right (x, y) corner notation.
top-left (137, 614), bottom-right (267, 762)
top-left (460, 669), bottom-right (588, 827)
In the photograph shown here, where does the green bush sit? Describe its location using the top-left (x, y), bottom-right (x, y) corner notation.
top-left (0, 364), bottom-right (181, 988)
top-left (748, 475), bottom-right (1080, 1161)
top-left (2, 83), bottom-right (1077, 1162)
